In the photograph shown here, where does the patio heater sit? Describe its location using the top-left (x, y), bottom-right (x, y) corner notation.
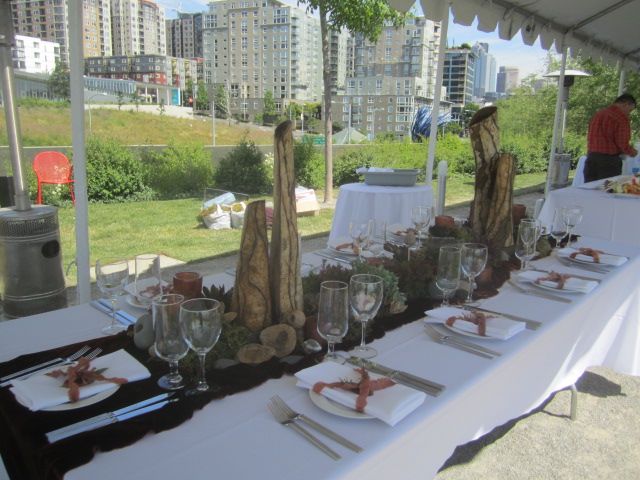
top-left (0, 4), bottom-right (67, 317)
top-left (543, 69), bottom-right (591, 188)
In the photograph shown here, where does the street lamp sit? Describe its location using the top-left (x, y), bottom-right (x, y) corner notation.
top-left (87, 92), bottom-right (107, 135)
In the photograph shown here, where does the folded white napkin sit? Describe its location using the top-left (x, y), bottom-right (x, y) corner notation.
top-left (295, 361), bottom-right (425, 426)
top-left (517, 270), bottom-right (598, 293)
top-left (424, 306), bottom-right (525, 340)
top-left (10, 350), bottom-right (150, 411)
top-left (558, 247), bottom-right (628, 266)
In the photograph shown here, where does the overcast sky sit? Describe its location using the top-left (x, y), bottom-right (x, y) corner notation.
top-left (163, 0), bottom-right (556, 79)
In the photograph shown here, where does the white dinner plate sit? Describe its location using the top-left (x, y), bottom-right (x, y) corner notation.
top-left (529, 281), bottom-right (582, 294)
top-left (126, 294), bottom-right (148, 310)
top-left (308, 390), bottom-right (373, 420)
top-left (561, 255), bottom-right (613, 268)
top-left (42, 384), bottom-right (120, 412)
top-left (441, 322), bottom-right (500, 341)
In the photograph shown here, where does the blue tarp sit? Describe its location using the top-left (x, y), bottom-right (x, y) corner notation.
top-left (411, 107), bottom-right (452, 142)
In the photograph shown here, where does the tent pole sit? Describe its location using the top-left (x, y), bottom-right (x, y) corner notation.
top-left (617, 62), bottom-right (626, 95)
top-left (544, 38), bottom-right (567, 197)
top-left (426, 5), bottom-right (449, 185)
top-left (69, 0), bottom-right (91, 303)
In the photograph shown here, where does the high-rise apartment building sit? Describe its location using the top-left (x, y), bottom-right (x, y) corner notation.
top-left (111, 0), bottom-right (166, 56)
top-left (329, 28), bottom-right (350, 95)
top-left (443, 47), bottom-right (476, 111)
top-left (12, 35), bottom-right (60, 74)
top-left (471, 42), bottom-right (496, 99)
top-left (11, 0), bottom-right (112, 64)
top-left (202, 0), bottom-right (322, 118)
top-left (496, 66), bottom-right (519, 93)
top-left (166, 12), bottom-right (203, 59)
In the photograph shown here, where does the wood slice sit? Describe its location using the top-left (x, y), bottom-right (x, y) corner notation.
top-left (231, 200), bottom-right (271, 332)
top-left (259, 324), bottom-right (297, 358)
top-left (236, 344), bottom-right (276, 365)
top-left (270, 120), bottom-right (304, 320)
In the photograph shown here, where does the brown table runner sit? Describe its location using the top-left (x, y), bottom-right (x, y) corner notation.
top-left (0, 302), bottom-right (431, 479)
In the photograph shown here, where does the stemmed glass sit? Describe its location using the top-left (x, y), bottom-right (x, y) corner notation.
top-left (517, 219), bottom-right (539, 270)
top-left (134, 254), bottom-right (162, 307)
top-left (153, 294), bottom-right (188, 390)
top-left (411, 205), bottom-right (432, 248)
top-left (549, 208), bottom-right (568, 249)
top-left (316, 281), bottom-right (349, 360)
top-left (436, 246), bottom-right (461, 306)
top-left (460, 243), bottom-right (488, 303)
top-left (349, 221), bottom-right (372, 259)
top-left (562, 205), bottom-right (583, 244)
top-left (180, 298), bottom-right (223, 395)
top-left (95, 258), bottom-right (130, 335)
top-left (349, 274), bottom-right (383, 359)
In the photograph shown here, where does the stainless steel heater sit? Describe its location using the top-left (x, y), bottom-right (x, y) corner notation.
top-left (0, 4), bottom-right (67, 317)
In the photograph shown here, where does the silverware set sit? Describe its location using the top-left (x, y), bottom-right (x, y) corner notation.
top-left (460, 305), bottom-right (542, 331)
top-left (557, 256), bottom-right (610, 273)
top-left (507, 279), bottom-right (573, 303)
top-left (0, 346), bottom-right (103, 387)
top-left (424, 324), bottom-right (501, 359)
top-left (314, 249), bottom-right (355, 264)
top-left (268, 395), bottom-right (363, 461)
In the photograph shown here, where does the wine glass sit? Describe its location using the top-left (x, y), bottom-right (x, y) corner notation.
top-left (316, 281), bottom-right (349, 360)
top-left (549, 208), bottom-right (568, 249)
top-left (436, 246), bottom-right (461, 306)
top-left (95, 258), bottom-right (130, 335)
top-left (349, 221), bottom-right (372, 259)
top-left (180, 298), bottom-right (222, 395)
top-left (349, 274), bottom-right (383, 359)
top-left (562, 205), bottom-right (583, 244)
top-left (460, 243), bottom-right (488, 303)
top-left (517, 219), bottom-right (539, 269)
top-left (134, 254), bottom-right (161, 307)
top-left (153, 294), bottom-right (188, 390)
top-left (411, 205), bottom-right (432, 248)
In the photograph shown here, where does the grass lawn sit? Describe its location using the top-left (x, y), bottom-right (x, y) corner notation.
top-left (57, 172), bottom-right (548, 285)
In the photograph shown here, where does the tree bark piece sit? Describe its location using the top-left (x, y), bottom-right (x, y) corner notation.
top-left (232, 200), bottom-right (271, 332)
top-left (259, 324), bottom-right (297, 358)
top-left (236, 344), bottom-right (276, 365)
top-left (270, 121), bottom-right (304, 320)
top-left (468, 107), bottom-right (515, 249)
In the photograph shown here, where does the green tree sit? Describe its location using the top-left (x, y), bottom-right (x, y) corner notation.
top-left (195, 81), bottom-right (209, 111)
top-left (130, 90), bottom-right (141, 112)
top-left (213, 84), bottom-right (228, 118)
top-left (298, 1), bottom-right (406, 203)
top-left (158, 99), bottom-right (166, 116)
top-left (263, 90), bottom-right (277, 117)
top-left (116, 91), bottom-right (124, 110)
top-left (184, 78), bottom-right (195, 107)
top-left (48, 62), bottom-right (70, 100)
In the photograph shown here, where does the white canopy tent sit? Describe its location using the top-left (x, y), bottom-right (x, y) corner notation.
top-left (389, 0), bottom-right (640, 195)
top-left (46, 0), bottom-right (640, 302)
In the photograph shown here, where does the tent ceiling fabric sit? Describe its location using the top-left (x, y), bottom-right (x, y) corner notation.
top-left (388, 0), bottom-right (640, 71)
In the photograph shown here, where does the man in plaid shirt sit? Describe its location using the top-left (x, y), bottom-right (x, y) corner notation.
top-left (585, 93), bottom-right (637, 182)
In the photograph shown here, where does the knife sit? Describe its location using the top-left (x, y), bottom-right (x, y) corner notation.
top-left (47, 392), bottom-right (175, 443)
top-left (347, 357), bottom-right (445, 396)
top-left (426, 325), bottom-right (502, 357)
top-left (424, 325), bottom-right (497, 359)
top-left (46, 393), bottom-right (174, 443)
top-left (507, 280), bottom-right (572, 304)
top-left (460, 305), bottom-right (542, 330)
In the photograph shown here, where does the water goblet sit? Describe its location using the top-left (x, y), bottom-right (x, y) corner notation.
top-left (349, 221), bottom-right (372, 259)
top-left (95, 258), bottom-right (130, 335)
top-left (349, 274), bottom-right (383, 359)
top-left (436, 246), bottom-right (461, 306)
top-left (134, 254), bottom-right (162, 307)
top-left (316, 281), bottom-right (349, 360)
top-left (549, 207), bottom-right (568, 248)
top-left (411, 205), bottom-right (432, 248)
top-left (562, 205), bottom-right (583, 244)
top-left (460, 243), bottom-right (488, 303)
top-left (517, 219), bottom-right (539, 269)
top-left (180, 298), bottom-right (222, 395)
top-left (153, 294), bottom-right (188, 390)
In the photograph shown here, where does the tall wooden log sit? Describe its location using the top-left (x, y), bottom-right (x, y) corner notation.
top-left (270, 120), bottom-right (303, 320)
top-left (232, 200), bottom-right (271, 332)
top-left (468, 107), bottom-right (516, 250)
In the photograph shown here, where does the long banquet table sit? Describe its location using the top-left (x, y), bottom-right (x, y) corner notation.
top-left (538, 180), bottom-right (640, 246)
top-left (1, 237), bottom-right (639, 479)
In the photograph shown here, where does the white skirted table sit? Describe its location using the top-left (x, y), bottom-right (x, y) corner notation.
top-left (328, 183), bottom-right (434, 245)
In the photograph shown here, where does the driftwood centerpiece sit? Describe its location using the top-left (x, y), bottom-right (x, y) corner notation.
top-left (468, 106), bottom-right (516, 250)
top-left (270, 120), bottom-right (304, 320)
top-left (232, 200), bottom-right (271, 332)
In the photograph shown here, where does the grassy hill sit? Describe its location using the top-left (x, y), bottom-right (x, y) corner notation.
top-left (0, 104), bottom-right (274, 146)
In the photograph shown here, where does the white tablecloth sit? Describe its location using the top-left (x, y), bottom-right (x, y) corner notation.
top-left (538, 183), bottom-right (640, 246)
top-left (328, 183), bottom-right (434, 245)
top-left (1, 238), bottom-right (639, 480)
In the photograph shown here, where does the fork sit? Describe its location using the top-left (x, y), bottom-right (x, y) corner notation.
top-left (267, 399), bottom-right (341, 460)
top-left (0, 347), bottom-right (102, 387)
top-left (271, 395), bottom-right (362, 453)
top-left (0, 345), bottom-right (90, 383)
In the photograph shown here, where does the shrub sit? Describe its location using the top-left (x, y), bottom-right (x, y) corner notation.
top-left (142, 142), bottom-right (214, 198)
top-left (85, 138), bottom-right (152, 202)
top-left (333, 150), bottom-right (372, 186)
top-left (213, 139), bottom-right (271, 194)
top-left (294, 137), bottom-right (324, 189)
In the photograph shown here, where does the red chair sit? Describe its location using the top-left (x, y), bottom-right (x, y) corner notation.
top-left (33, 151), bottom-right (75, 205)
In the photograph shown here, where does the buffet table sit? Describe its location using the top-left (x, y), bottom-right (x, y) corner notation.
top-left (1, 237), bottom-right (639, 480)
top-left (328, 183), bottom-right (434, 245)
top-left (538, 181), bottom-right (640, 246)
